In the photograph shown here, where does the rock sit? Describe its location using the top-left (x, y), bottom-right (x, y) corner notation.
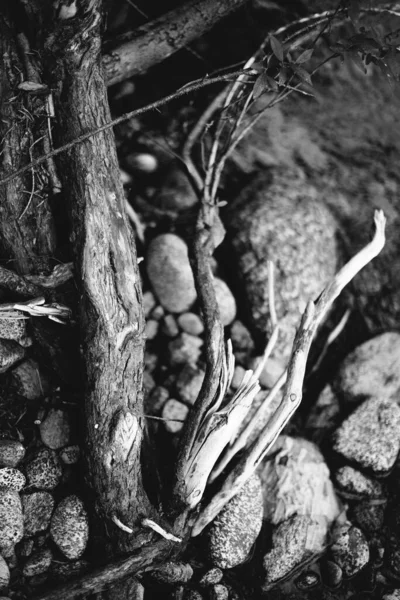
top-left (225, 168), bottom-right (337, 360)
top-left (23, 548), bottom-right (53, 577)
top-left (213, 278), bottom-right (236, 327)
top-left (151, 305), bottom-right (164, 321)
top-left (334, 466), bottom-right (385, 499)
top-left (161, 399), bottom-right (189, 434)
top-left (333, 397), bottom-right (400, 475)
top-left (177, 313), bottom-right (204, 336)
top-left (0, 468), bottom-right (25, 491)
top-left (146, 234), bottom-right (197, 313)
top-left (199, 568), bottom-right (223, 586)
top-left (383, 592), bottom-right (400, 600)
top-left (50, 495), bottom-right (89, 560)
top-left (10, 359), bottom-right (43, 400)
top-left (145, 386), bottom-right (169, 415)
top-left (0, 555), bottom-right (10, 590)
top-left (351, 501), bottom-right (386, 536)
top-left (205, 474), bottom-right (263, 569)
top-left (25, 448), bottom-right (63, 490)
top-left (210, 584), bottom-right (229, 600)
top-left (230, 320), bottom-right (254, 356)
top-left (151, 561), bottom-right (193, 583)
top-left (154, 166), bottom-right (198, 211)
top-left (0, 312), bottom-right (29, 345)
top-left (144, 351), bottom-right (158, 373)
top-left (162, 314), bottom-right (179, 338)
top-left (145, 319), bottom-right (159, 340)
top-left (329, 523), bottom-right (369, 577)
top-left (168, 333), bottom-right (203, 367)
top-left (332, 332), bottom-right (400, 404)
top-left (142, 291), bottom-right (156, 317)
top-left (305, 385), bottom-right (341, 444)
top-left (19, 538), bottom-right (34, 558)
top-left (230, 365), bottom-right (246, 390)
top-left (262, 515), bottom-right (328, 590)
top-left (258, 436), bottom-right (341, 526)
top-left (59, 445), bottom-right (80, 465)
top-left (22, 492), bottom-right (55, 536)
top-left (0, 489), bottom-right (24, 555)
top-left (0, 440), bottom-right (25, 467)
top-left (39, 409), bottom-right (71, 450)
top-left (320, 558), bottom-right (343, 588)
top-left (125, 152), bottom-right (158, 174)
top-left (250, 355), bottom-right (285, 389)
top-left (50, 559), bottom-right (89, 582)
top-left (294, 570), bottom-right (320, 591)
top-left (0, 339), bottom-right (25, 373)
top-left (176, 365), bottom-right (205, 405)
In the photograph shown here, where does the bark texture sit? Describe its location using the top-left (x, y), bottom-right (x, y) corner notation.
top-left (42, 0), bottom-right (152, 551)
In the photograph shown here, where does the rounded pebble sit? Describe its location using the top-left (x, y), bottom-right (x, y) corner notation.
top-left (0, 468), bottom-right (25, 491)
top-left (50, 495), bottom-right (89, 560)
top-left (25, 448), bottom-right (63, 490)
top-left (146, 234), bottom-right (197, 313)
top-left (335, 466), bottom-right (384, 499)
top-left (230, 365), bottom-right (246, 390)
top-left (176, 365), bottom-right (205, 405)
top-left (199, 567), bottom-right (223, 586)
top-left (330, 523), bottom-right (369, 577)
top-left (22, 492), bottom-right (55, 536)
top-left (213, 278), bottom-right (236, 327)
top-left (23, 548), bottom-right (53, 577)
top-left (10, 359), bottom-right (44, 400)
top-left (0, 555), bottom-right (10, 590)
top-left (162, 314), bottom-right (179, 338)
top-left (161, 400), bottom-right (189, 434)
top-left (145, 319), bottom-right (159, 340)
top-left (0, 440), bottom-right (25, 468)
top-left (0, 339), bottom-right (25, 374)
top-left (177, 313), bottom-right (204, 336)
top-left (0, 489), bottom-right (24, 554)
top-left (168, 333), bottom-right (203, 367)
top-left (39, 409), bottom-right (71, 450)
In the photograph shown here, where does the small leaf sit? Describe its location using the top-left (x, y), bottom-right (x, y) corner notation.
top-left (270, 35), bottom-right (284, 63)
top-left (293, 65), bottom-right (313, 86)
top-left (266, 74), bottom-right (279, 91)
top-left (253, 72), bottom-right (270, 99)
top-left (296, 48), bottom-right (314, 64)
top-left (345, 50), bottom-right (366, 74)
top-left (278, 67), bottom-right (290, 85)
top-left (250, 62), bottom-right (265, 73)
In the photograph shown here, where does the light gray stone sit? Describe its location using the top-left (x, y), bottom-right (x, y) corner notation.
top-left (22, 492), bottom-right (55, 536)
top-left (335, 466), bottom-right (384, 499)
top-left (0, 440), bottom-right (25, 467)
top-left (213, 277), bottom-right (236, 327)
top-left (177, 313), bottom-right (204, 336)
top-left (0, 555), bottom-right (10, 590)
top-left (330, 523), bottom-right (369, 577)
top-left (146, 234), bottom-right (197, 313)
top-left (50, 495), bottom-right (89, 560)
top-left (0, 489), bottom-right (23, 555)
top-left (176, 365), bottom-right (205, 405)
top-left (25, 448), bottom-right (63, 490)
top-left (0, 468), bottom-right (25, 491)
top-left (39, 409), bottom-right (71, 450)
top-left (162, 399), bottom-right (189, 434)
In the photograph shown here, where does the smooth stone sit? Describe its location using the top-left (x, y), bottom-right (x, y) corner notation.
top-left (0, 468), bottom-right (25, 491)
top-left (0, 312), bottom-right (29, 344)
top-left (213, 278), bottom-right (237, 327)
top-left (176, 365), bottom-right (205, 405)
top-left (0, 555), bottom-right (10, 590)
top-left (145, 319), bottom-right (159, 340)
top-left (262, 515), bottom-right (327, 590)
top-left (39, 409), bottom-right (71, 450)
top-left (230, 320), bottom-right (254, 354)
top-left (125, 152), bottom-right (158, 174)
top-left (0, 489), bottom-right (24, 555)
top-left (177, 313), bottom-right (204, 336)
top-left (210, 585), bottom-right (229, 600)
top-left (59, 445), bottom-right (80, 465)
top-left (10, 359), bottom-right (44, 400)
top-left (329, 523), bottom-right (369, 577)
top-left (154, 166), bottom-right (198, 211)
top-left (351, 501), bottom-right (386, 536)
top-left (162, 314), bottom-right (179, 338)
top-left (142, 291), bottom-right (156, 317)
top-left (161, 400), bottom-right (189, 434)
top-left (333, 397), bottom-right (400, 475)
top-left (25, 448), bottom-right (63, 490)
top-left (0, 339), bottom-right (25, 374)
top-left (199, 567), bottom-right (223, 586)
top-left (230, 365), bottom-right (246, 390)
top-left (145, 386), bottom-right (169, 416)
top-left (250, 355), bottom-right (285, 389)
top-left (225, 168), bottom-right (337, 360)
top-left (0, 440), bottom-right (25, 467)
top-left (146, 234), bottom-right (197, 313)
top-left (333, 332), bottom-right (400, 404)
top-left (205, 475), bottom-right (263, 569)
top-left (168, 333), bottom-right (203, 367)
top-left (22, 492), bottom-right (55, 536)
top-left (50, 495), bottom-right (89, 560)
top-left (258, 436), bottom-right (341, 526)
top-left (23, 547), bottom-right (53, 577)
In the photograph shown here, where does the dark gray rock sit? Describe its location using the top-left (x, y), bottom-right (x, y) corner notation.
top-left (225, 168), bottom-right (338, 360)
top-left (25, 448), bottom-right (63, 490)
top-left (59, 445), bottom-right (80, 465)
top-left (50, 495), bottom-right (89, 560)
top-left (154, 167), bottom-right (198, 211)
top-left (10, 359), bottom-right (44, 400)
top-left (333, 397), bottom-right (400, 475)
top-left (0, 339), bottom-right (25, 374)
top-left (0, 468), bottom-right (25, 491)
top-left (22, 492), bottom-right (55, 536)
top-left (333, 332), bottom-right (400, 404)
top-left (199, 567), bottom-right (223, 586)
top-left (23, 548), bottom-right (53, 577)
top-left (176, 364), bottom-right (205, 405)
top-left (351, 500), bottom-right (386, 536)
top-left (39, 409), bottom-right (71, 450)
top-left (50, 559), bottom-right (89, 582)
top-left (0, 488), bottom-right (24, 555)
top-left (0, 440), bottom-right (25, 467)
top-left (262, 514), bottom-right (327, 590)
top-left (329, 523), bottom-right (369, 577)
top-left (205, 474), bottom-right (263, 569)
top-left (146, 234), bottom-right (197, 313)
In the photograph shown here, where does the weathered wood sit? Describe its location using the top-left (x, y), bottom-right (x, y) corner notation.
top-left (42, 0), bottom-right (153, 551)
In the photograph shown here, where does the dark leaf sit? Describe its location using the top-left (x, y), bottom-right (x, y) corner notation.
top-left (270, 35), bottom-right (284, 62)
top-left (253, 72), bottom-right (270, 99)
top-left (278, 66), bottom-right (290, 85)
top-left (266, 75), bottom-right (279, 91)
top-left (293, 65), bottom-right (313, 86)
top-left (345, 50), bottom-right (366, 74)
top-left (296, 48), bottom-right (314, 64)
